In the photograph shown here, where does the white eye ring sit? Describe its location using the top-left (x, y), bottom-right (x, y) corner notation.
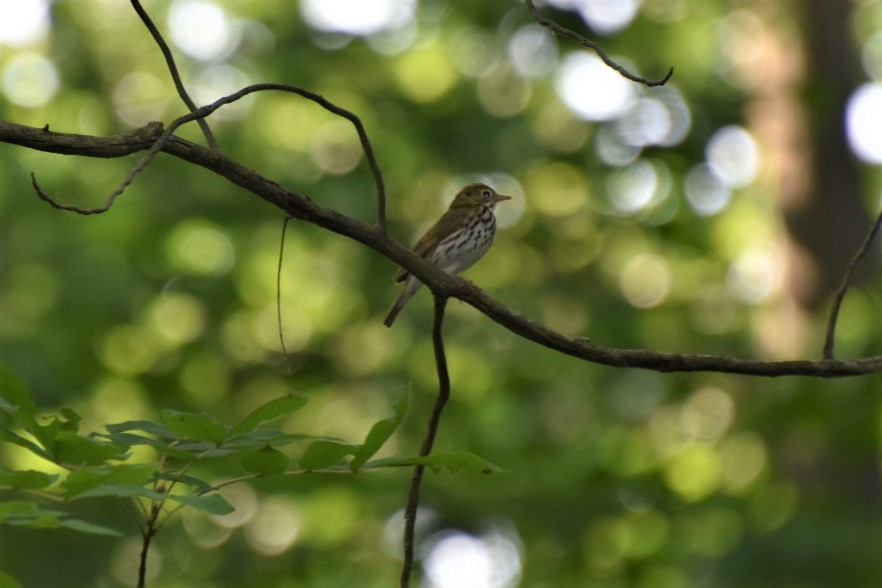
top-left (481, 189), bottom-right (492, 199)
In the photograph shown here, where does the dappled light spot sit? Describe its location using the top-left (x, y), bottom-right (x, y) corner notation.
top-left (192, 64), bottom-right (254, 121)
top-left (508, 25), bottom-right (558, 79)
top-left (533, 102), bottom-right (589, 153)
top-left (310, 120), bottom-right (363, 175)
top-left (478, 65), bottom-right (532, 118)
top-left (664, 443), bottom-right (722, 502)
top-left (0, 1), bottom-right (49, 47)
top-left (607, 159), bottom-right (661, 215)
top-left (617, 98), bottom-right (671, 147)
top-left (112, 538), bottom-right (162, 586)
top-left (719, 432), bottom-right (767, 494)
top-left (681, 507), bottom-right (743, 556)
top-left (595, 124), bottom-right (641, 166)
top-left (559, 0), bottom-right (642, 35)
top-left (301, 0), bottom-right (416, 36)
top-left (679, 386), bottom-right (734, 442)
top-left (423, 527), bottom-right (522, 588)
top-left (149, 291), bottom-right (207, 345)
top-left (684, 163), bottom-right (731, 216)
top-left (451, 27), bottom-right (500, 78)
top-left (210, 484), bottom-right (259, 529)
top-left (749, 483), bottom-right (798, 532)
top-left (526, 162), bottom-right (590, 216)
top-left (90, 376), bottom-right (151, 425)
top-left (179, 352), bottom-right (230, 407)
top-left (244, 495), bottom-right (301, 556)
top-left (619, 252), bottom-right (670, 309)
top-left (846, 83), bottom-right (882, 164)
top-left (182, 508), bottom-right (234, 549)
top-left (726, 245), bottom-right (783, 304)
top-left (169, 0), bottom-right (239, 62)
top-left (0, 262), bottom-right (58, 335)
top-left (706, 125), bottom-right (760, 188)
top-left (556, 53), bottom-right (637, 121)
top-left (394, 41), bottom-right (458, 103)
top-left (165, 219), bottom-right (235, 276)
top-left (112, 71), bottom-right (171, 127)
top-left (1, 52), bottom-right (59, 108)
top-left (99, 324), bottom-right (165, 376)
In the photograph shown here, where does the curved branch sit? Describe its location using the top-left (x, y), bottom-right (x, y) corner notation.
top-left (525, 0), bottom-right (673, 87)
top-left (400, 295), bottom-right (450, 587)
top-left (3, 119), bottom-right (881, 377)
top-left (130, 0), bottom-right (218, 150)
top-left (824, 207), bottom-right (882, 359)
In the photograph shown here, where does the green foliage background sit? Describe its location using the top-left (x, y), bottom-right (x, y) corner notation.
top-left (3, 1), bottom-right (882, 586)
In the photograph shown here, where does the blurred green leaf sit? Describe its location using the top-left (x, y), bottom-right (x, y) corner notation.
top-left (299, 440), bottom-right (359, 471)
top-left (365, 452), bottom-right (508, 474)
top-left (57, 518), bottom-right (122, 536)
top-left (105, 420), bottom-right (176, 440)
top-left (52, 431), bottom-right (129, 466)
top-left (62, 464), bottom-right (155, 497)
top-left (0, 570), bottom-right (24, 588)
top-left (0, 469), bottom-right (57, 490)
top-left (351, 393), bottom-right (410, 472)
top-left (231, 394), bottom-right (308, 436)
top-left (167, 492), bottom-right (235, 515)
top-left (161, 410), bottom-right (228, 445)
top-left (0, 363), bottom-right (35, 414)
top-left (242, 445), bottom-right (290, 475)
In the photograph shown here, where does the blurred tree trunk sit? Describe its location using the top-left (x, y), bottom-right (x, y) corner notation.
top-left (785, 0), bottom-right (868, 310)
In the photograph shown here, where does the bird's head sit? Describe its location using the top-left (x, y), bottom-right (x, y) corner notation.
top-left (450, 183), bottom-right (512, 209)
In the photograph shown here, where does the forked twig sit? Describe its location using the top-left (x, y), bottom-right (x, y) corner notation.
top-left (525, 0), bottom-right (673, 87)
top-left (823, 207), bottom-right (882, 359)
top-left (400, 295), bottom-right (450, 587)
top-left (31, 84), bottom-right (387, 228)
top-left (130, 0), bottom-right (219, 150)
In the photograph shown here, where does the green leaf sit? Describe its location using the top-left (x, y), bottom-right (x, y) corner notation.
top-left (57, 518), bottom-right (122, 536)
top-left (0, 363), bottom-right (35, 414)
top-left (62, 464), bottom-right (155, 498)
top-left (365, 452), bottom-right (508, 474)
top-left (0, 500), bottom-right (41, 522)
top-left (52, 431), bottom-right (129, 466)
top-left (0, 469), bottom-right (57, 490)
top-left (105, 420), bottom-right (176, 439)
top-left (299, 440), bottom-right (359, 471)
top-left (71, 484), bottom-right (165, 501)
top-left (167, 492), bottom-right (235, 515)
top-left (0, 430), bottom-right (52, 461)
top-left (27, 411), bottom-right (81, 453)
top-left (242, 445), bottom-right (289, 475)
top-left (231, 394), bottom-right (308, 436)
top-left (161, 410), bottom-right (228, 444)
top-left (351, 393), bottom-right (409, 472)
top-left (0, 570), bottom-right (24, 588)
top-left (154, 471), bottom-right (215, 494)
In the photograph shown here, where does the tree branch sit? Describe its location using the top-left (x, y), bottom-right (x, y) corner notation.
top-left (525, 0), bottom-right (673, 87)
top-left (823, 206), bottom-right (882, 359)
top-left (130, 0), bottom-right (218, 150)
top-left (3, 119), bottom-right (881, 377)
top-left (400, 295), bottom-right (450, 588)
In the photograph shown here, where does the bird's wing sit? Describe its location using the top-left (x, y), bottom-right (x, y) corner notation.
top-left (392, 207), bottom-right (470, 283)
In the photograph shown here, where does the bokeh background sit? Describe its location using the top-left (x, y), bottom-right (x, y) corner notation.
top-left (3, 0), bottom-right (882, 586)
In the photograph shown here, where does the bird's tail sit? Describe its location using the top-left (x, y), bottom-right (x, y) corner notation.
top-left (383, 276), bottom-right (422, 327)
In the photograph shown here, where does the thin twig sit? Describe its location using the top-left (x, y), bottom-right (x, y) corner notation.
top-left (277, 216), bottom-right (294, 374)
top-left (30, 83), bottom-right (386, 228)
top-left (823, 207), bottom-right (882, 359)
top-left (525, 0), bottom-right (673, 87)
top-left (400, 295), bottom-right (450, 587)
top-left (130, 0), bottom-right (219, 150)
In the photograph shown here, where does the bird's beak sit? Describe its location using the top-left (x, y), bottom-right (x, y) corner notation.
top-left (493, 194), bottom-right (512, 203)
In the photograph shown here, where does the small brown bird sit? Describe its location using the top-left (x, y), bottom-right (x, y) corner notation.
top-left (383, 182), bottom-right (511, 327)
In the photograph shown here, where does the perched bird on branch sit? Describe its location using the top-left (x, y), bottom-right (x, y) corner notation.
top-left (384, 182), bottom-right (511, 327)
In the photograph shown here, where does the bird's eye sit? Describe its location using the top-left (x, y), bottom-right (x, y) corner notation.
top-left (481, 189), bottom-right (492, 199)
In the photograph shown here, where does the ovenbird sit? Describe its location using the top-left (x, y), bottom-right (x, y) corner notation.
top-left (383, 182), bottom-right (511, 327)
